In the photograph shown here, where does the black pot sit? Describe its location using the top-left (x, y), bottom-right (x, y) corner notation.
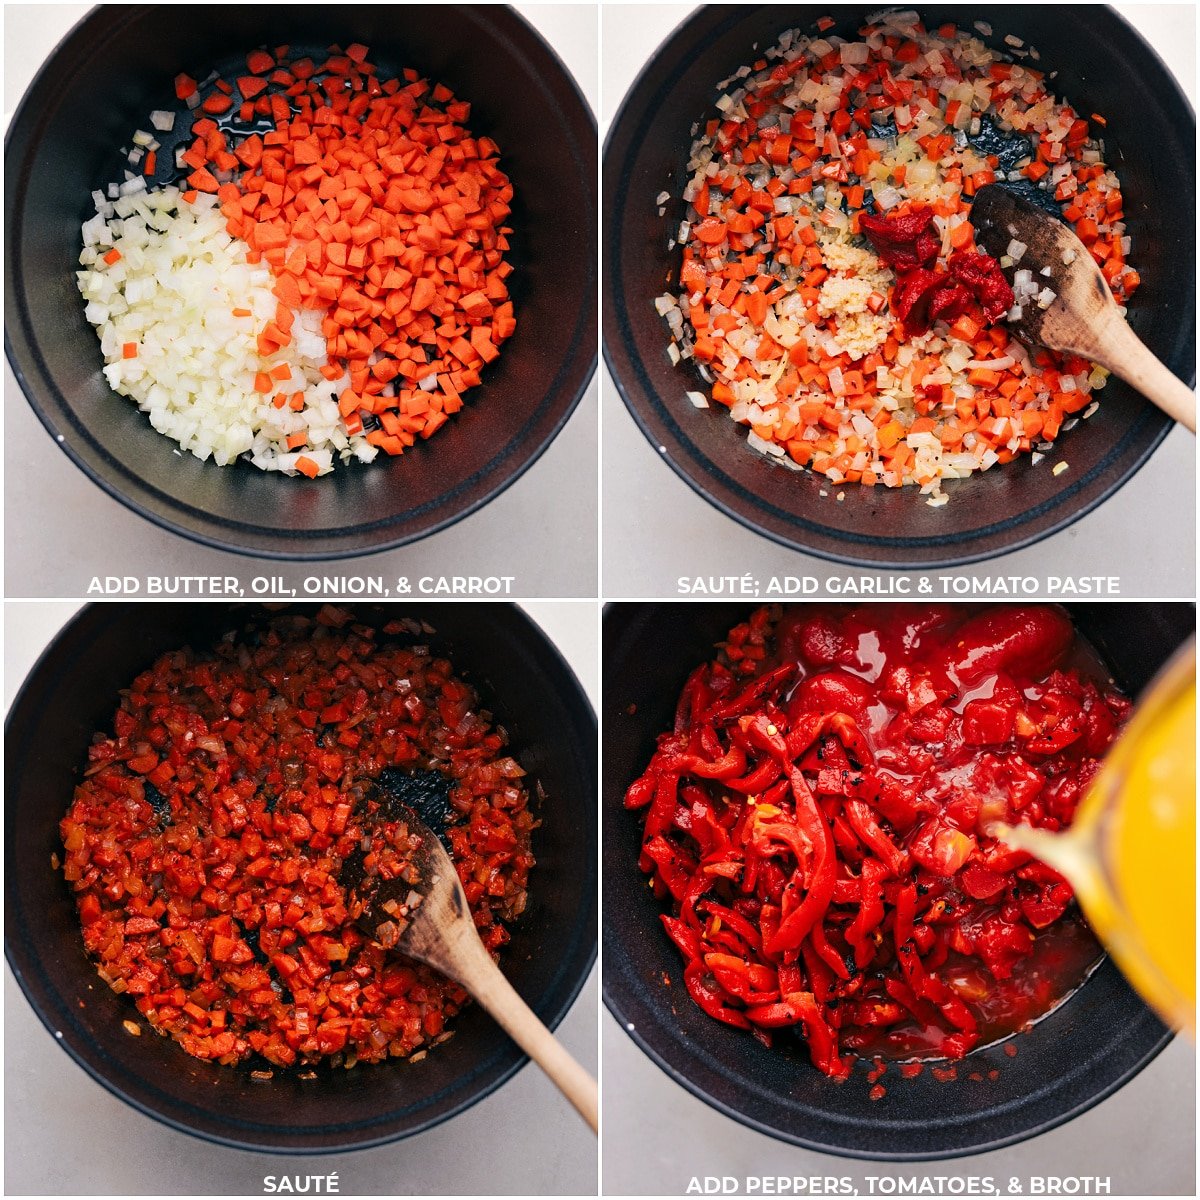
top-left (5, 6), bottom-right (596, 559)
top-left (603, 6), bottom-right (1195, 568)
top-left (6, 603), bottom-right (597, 1153)
top-left (603, 601), bottom-right (1192, 1159)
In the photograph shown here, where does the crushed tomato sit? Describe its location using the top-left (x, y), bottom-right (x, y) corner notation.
top-left (626, 604), bottom-right (1129, 1078)
top-left (60, 608), bottom-right (534, 1069)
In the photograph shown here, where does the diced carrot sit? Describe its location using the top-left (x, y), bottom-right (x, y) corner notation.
top-left (187, 167), bottom-right (219, 193)
top-left (745, 291), bottom-right (770, 326)
top-left (159, 41), bottom-right (519, 459)
top-left (238, 75), bottom-right (269, 99)
top-left (201, 92), bottom-right (234, 115)
top-left (246, 48), bottom-right (276, 75)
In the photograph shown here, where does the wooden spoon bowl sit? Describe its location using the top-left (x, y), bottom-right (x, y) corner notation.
top-left (343, 777), bottom-right (599, 1132)
top-left (971, 185), bottom-right (1195, 432)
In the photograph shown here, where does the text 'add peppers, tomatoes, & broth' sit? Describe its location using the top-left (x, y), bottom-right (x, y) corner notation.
top-left (625, 605), bottom-right (1131, 1091)
top-left (59, 608), bottom-right (534, 1072)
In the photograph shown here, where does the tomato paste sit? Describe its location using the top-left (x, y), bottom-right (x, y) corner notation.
top-left (861, 209), bottom-right (1015, 334)
top-left (626, 605), bottom-right (1128, 1078)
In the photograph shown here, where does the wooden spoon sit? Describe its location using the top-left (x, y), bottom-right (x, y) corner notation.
top-left (970, 185), bottom-right (1195, 432)
top-left (341, 779), bottom-right (598, 1132)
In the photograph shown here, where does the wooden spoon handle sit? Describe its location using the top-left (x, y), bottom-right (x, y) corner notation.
top-left (448, 938), bottom-right (598, 1131)
top-left (1095, 320), bottom-right (1196, 433)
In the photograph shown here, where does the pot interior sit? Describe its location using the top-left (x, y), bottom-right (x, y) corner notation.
top-left (603, 5), bottom-right (1193, 566)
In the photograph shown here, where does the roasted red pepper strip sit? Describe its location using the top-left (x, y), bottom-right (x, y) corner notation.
top-left (685, 960), bottom-right (752, 1029)
top-left (794, 992), bottom-right (852, 1080)
top-left (893, 881), bottom-right (918, 951)
top-left (809, 916), bottom-right (852, 981)
top-left (844, 800), bottom-right (910, 878)
top-left (764, 765), bottom-right (837, 956)
top-left (705, 662), bottom-right (799, 722)
top-left (662, 914), bottom-right (703, 961)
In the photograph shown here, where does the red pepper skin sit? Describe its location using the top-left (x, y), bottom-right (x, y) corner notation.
top-left (725, 755), bottom-right (782, 795)
top-left (624, 775), bottom-right (656, 810)
top-left (700, 901), bottom-right (764, 954)
top-left (662, 915), bottom-right (704, 961)
top-left (844, 800), bottom-right (910, 878)
top-left (893, 881), bottom-right (918, 951)
top-left (661, 744), bottom-right (748, 781)
top-left (675, 663), bottom-right (713, 734)
top-left (809, 917), bottom-right (852, 980)
top-left (847, 858), bottom-right (888, 969)
top-left (642, 772), bottom-right (680, 843)
top-left (684, 960), bottom-right (752, 1029)
top-left (793, 992), bottom-right (852, 1080)
top-left (705, 662), bottom-right (798, 722)
top-left (799, 937), bottom-right (835, 1003)
top-left (642, 835), bottom-right (697, 901)
top-left (761, 764), bottom-right (837, 956)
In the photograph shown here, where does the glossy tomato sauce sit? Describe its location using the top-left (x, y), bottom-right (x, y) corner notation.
top-left (60, 609), bottom-right (534, 1070)
top-left (626, 604), bottom-right (1128, 1077)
